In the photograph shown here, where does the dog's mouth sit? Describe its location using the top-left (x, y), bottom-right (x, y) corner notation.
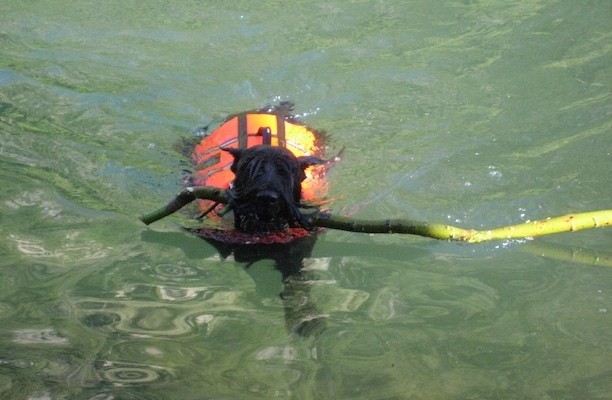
top-left (233, 190), bottom-right (292, 233)
top-left (235, 212), bottom-right (286, 233)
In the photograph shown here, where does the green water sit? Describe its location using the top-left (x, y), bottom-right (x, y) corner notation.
top-left (1, 1), bottom-right (611, 398)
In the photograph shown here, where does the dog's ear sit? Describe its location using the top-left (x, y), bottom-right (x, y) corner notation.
top-left (297, 156), bottom-right (325, 171)
top-left (296, 156), bottom-right (326, 182)
top-left (221, 147), bottom-right (245, 166)
top-left (221, 147), bottom-right (244, 158)
top-left (221, 147), bottom-right (245, 172)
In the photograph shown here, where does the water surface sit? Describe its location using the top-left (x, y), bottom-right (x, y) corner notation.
top-left (1, 1), bottom-right (611, 399)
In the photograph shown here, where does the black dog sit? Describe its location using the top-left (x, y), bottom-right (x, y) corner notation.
top-left (223, 145), bottom-right (325, 233)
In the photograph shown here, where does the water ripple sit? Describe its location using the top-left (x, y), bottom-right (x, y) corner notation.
top-left (367, 274), bottom-right (499, 323)
top-left (149, 263), bottom-right (202, 281)
top-left (95, 361), bottom-right (173, 385)
top-left (13, 328), bottom-right (69, 345)
top-left (76, 290), bottom-right (242, 336)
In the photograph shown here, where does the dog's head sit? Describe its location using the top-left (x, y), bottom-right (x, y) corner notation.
top-left (223, 145), bottom-right (324, 233)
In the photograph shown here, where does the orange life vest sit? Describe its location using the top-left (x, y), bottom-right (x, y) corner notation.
top-left (191, 112), bottom-right (326, 201)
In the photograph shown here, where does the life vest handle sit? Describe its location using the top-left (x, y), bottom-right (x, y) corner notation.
top-left (257, 127), bottom-right (272, 145)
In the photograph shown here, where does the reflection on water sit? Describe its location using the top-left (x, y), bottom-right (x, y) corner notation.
top-left (1, 0), bottom-right (611, 398)
top-left (14, 328), bottom-right (70, 345)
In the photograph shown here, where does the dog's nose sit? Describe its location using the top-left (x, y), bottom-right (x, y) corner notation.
top-left (256, 191), bottom-right (279, 206)
top-left (255, 190), bottom-right (281, 222)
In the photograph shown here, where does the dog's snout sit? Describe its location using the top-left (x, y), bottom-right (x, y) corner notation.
top-left (251, 190), bottom-right (282, 224)
top-left (256, 190), bottom-right (280, 207)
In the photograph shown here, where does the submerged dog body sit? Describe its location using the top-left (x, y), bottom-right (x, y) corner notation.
top-left (224, 145), bottom-right (324, 233)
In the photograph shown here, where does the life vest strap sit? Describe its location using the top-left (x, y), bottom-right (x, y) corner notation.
top-left (238, 113), bottom-right (248, 149)
top-left (276, 114), bottom-right (286, 148)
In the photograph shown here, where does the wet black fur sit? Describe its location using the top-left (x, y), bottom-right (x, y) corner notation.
top-left (223, 145), bottom-right (324, 233)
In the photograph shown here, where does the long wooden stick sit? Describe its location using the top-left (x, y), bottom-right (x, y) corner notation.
top-left (140, 186), bottom-right (227, 225)
top-left (309, 211), bottom-right (611, 243)
top-left (139, 186), bottom-right (611, 242)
